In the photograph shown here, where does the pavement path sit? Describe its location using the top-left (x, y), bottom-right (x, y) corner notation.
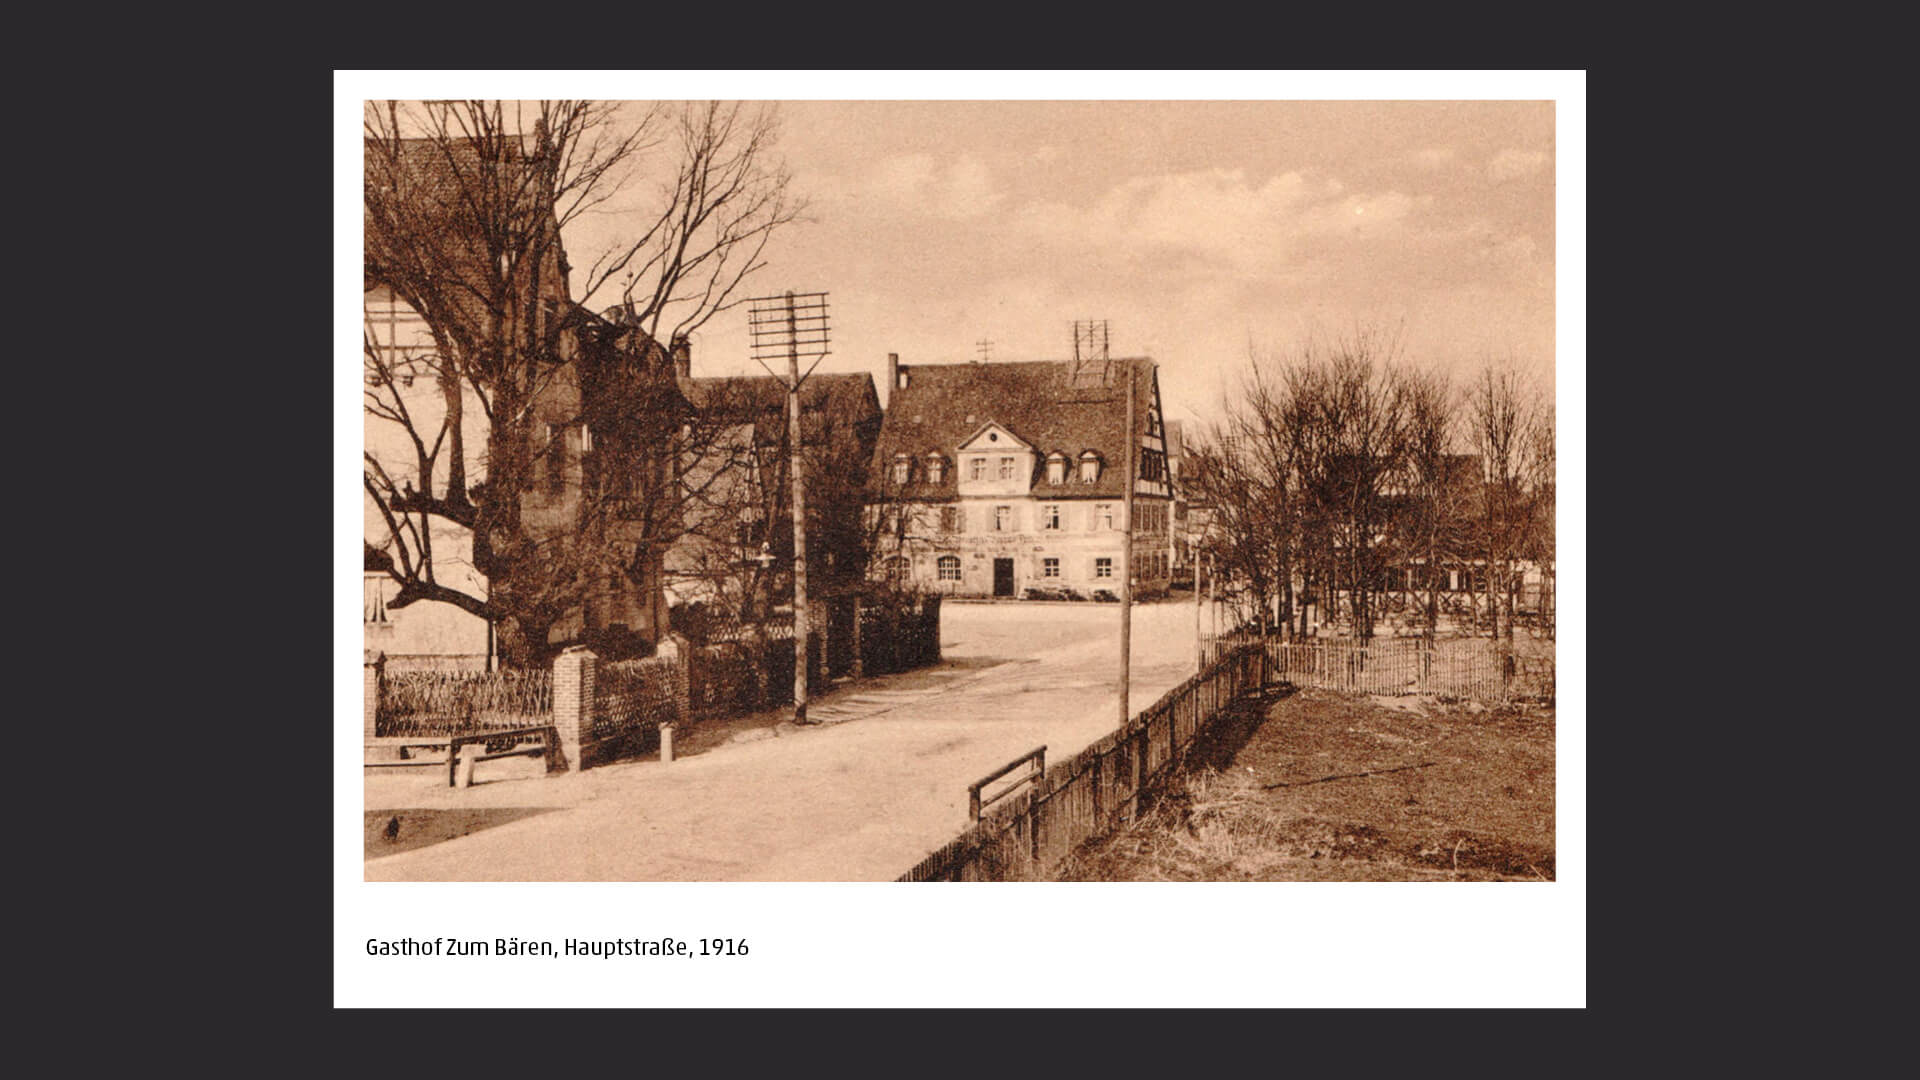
top-left (364, 600), bottom-right (1223, 881)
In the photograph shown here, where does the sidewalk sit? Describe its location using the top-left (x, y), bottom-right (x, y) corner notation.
top-left (364, 603), bottom-right (1206, 881)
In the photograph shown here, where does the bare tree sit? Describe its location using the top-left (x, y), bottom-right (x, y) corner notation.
top-left (1183, 430), bottom-right (1280, 636)
top-left (1399, 368), bottom-right (1467, 644)
top-left (1471, 360), bottom-right (1548, 651)
top-left (363, 100), bottom-right (803, 667)
top-left (1271, 333), bottom-right (1411, 640)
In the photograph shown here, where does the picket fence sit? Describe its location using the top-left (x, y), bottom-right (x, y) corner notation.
top-left (1202, 634), bottom-right (1552, 702)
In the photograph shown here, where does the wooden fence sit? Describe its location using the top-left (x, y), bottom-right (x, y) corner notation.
top-left (1202, 634), bottom-right (1553, 702)
top-left (899, 644), bottom-right (1266, 882)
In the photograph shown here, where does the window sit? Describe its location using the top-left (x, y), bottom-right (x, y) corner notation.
top-left (926, 456), bottom-right (946, 483)
top-left (970, 457), bottom-right (986, 481)
top-left (1098, 504), bottom-right (1115, 531)
top-left (1080, 454), bottom-right (1101, 483)
top-left (1047, 455), bottom-right (1067, 484)
top-left (892, 455), bottom-right (912, 485)
top-left (1042, 504), bottom-right (1060, 531)
top-left (887, 556), bottom-right (911, 581)
top-left (544, 422), bottom-right (566, 495)
top-left (994, 506), bottom-right (1011, 532)
top-left (937, 555), bottom-right (961, 581)
top-left (999, 457), bottom-right (1015, 480)
top-left (1095, 558), bottom-right (1113, 579)
top-left (942, 506), bottom-right (964, 534)
top-left (1043, 558), bottom-right (1060, 579)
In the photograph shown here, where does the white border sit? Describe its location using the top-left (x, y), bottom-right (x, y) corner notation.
top-left (337, 71), bottom-right (1585, 1008)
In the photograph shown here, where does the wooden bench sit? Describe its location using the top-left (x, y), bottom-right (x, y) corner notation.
top-left (364, 727), bottom-right (558, 787)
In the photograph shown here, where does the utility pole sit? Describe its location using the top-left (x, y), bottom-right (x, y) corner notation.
top-left (785, 299), bottom-right (809, 724)
top-left (747, 291), bottom-right (832, 726)
top-left (1118, 357), bottom-right (1135, 727)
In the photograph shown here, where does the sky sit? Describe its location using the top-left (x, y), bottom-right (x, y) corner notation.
top-left (560, 98), bottom-right (1557, 430)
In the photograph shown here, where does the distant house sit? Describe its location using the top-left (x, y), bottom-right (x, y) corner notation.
top-left (664, 339), bottom-right (883, 620)
top-left (1164, 419), bottom-right (1191, 575)
top-left (868, 353), bottom-right (1175, 598)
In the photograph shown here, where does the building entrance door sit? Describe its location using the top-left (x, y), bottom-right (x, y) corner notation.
top-left (993, 558), bottom-right (1015, 597)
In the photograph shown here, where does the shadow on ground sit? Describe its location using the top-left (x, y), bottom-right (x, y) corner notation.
top-left (597, 655), bottom-right (1023, 766)
top-left (366, 808), bottom-right (557, 859)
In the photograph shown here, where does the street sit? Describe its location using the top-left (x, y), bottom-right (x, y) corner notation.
top-left (364, 599), bottom-right (1222, 881)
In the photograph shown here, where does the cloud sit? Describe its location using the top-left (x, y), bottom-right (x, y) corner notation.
top-left (1010, 168), bottom-right (1415, 279)
top-left (1488, 148), bottom-right (1550, 183)
top-left (1410, 146), bottom-right (1456, 170)
top-left (865, 152), bottom-right (1004, 219)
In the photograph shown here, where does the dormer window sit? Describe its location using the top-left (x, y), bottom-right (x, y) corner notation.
top-left (924, 454), bottom-right (947, 484)
top-left (1046, 452), bottom-right (1068, 485)
top-left (891, 453), bottom-right (913, 485)
top-left (1079, 451), bottom-right (1103, 483)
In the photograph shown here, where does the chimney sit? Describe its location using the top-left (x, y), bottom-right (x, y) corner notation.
top-left (670, 334), bottom-right (691, 379)
top-left (888, 352), bottom-right (905, 392)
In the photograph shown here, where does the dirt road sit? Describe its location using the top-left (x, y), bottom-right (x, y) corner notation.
top-left (364, 600), bottom-right (1218, 881)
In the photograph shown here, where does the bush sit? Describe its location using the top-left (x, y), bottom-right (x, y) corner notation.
top-left (1092, 589), bottom-right (1120, 603)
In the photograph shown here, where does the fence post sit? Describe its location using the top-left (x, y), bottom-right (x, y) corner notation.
top-left (552, 646), bottom-right (598, 773)
top-left (1121, 726), bottom-right (1136, 818)
top-left (364, 650), bottom-right (385, 739)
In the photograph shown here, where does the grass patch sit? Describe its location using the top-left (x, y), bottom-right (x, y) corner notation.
top-left (1054, 689), bottom-right (1554, 881)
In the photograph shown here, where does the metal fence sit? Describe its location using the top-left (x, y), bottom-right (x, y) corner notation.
top-left (377, 668), bottom-right (554, 737)
top-left (899, 644), bottom-right (1266, 882)
top-left (594, 655), bottom-right (680, 744)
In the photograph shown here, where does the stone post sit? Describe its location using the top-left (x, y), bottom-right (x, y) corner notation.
top-left (364, 650), bottom-right (385, 739)
top-left (552, 646), bottom-right (598, 773)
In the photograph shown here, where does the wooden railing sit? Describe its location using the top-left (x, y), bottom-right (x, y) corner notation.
top-left (968, 747), bottom-right (1046, 822)
top-left (900, 644), bottom-right (1266, 881)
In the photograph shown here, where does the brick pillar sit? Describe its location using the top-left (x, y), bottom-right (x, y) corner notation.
top-left (364, 650), bottom-right (385, 739)
top-left (815, 600), bottom-right (831, 687)
top-left (849, 597), bottom-right (865, 678)
top-left (552, 646), bottom-right (598, 772)
top-left (926, 594), bottom-right (942, 664)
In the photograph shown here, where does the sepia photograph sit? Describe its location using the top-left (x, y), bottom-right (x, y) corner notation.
top-left (341, 73), bottom-right (1582, 1009)
top-left (359, 90), bottom-right (1560, 887)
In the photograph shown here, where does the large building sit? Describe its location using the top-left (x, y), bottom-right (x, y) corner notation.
top-left (868, 353), bottom-right (1175, 598)
top-left (364, 133), bottom-right (672, 665)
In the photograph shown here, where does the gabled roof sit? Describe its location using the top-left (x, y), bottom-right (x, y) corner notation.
top-left (680, 372), bottom-right (881, 449)
top-left (955, 420), bottom-right (1031, 453)
top-left (871, 358), bottom-right (1161, 499)
top-left (364, 135), bottom-right (568, 298)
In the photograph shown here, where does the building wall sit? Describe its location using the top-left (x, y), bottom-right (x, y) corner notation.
top-left (884, 495), bottom-right (1173, 597)
top-left (363, 572), bottom-right (490, 667)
